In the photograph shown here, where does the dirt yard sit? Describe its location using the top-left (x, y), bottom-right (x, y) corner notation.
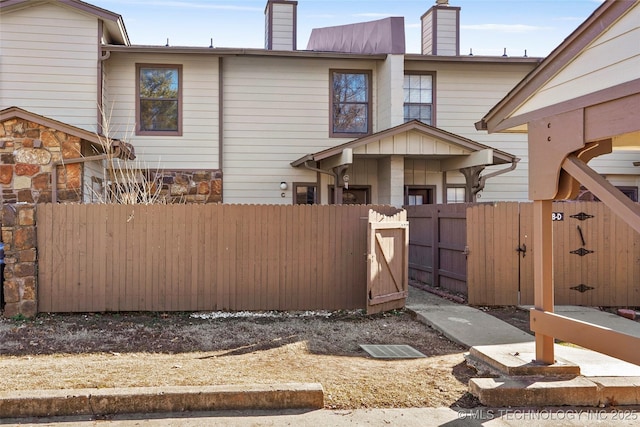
top-left (0, 308), bottom-right (482, 409)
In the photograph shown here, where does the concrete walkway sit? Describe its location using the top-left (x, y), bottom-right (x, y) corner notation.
top-left (406, 286), bottom-right (534, 346)
top-left (406, 285), bottom-right (640, 407)
top-left (405, 285), bottom-right (640, 377)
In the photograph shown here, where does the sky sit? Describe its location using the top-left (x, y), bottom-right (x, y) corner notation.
top-left (90, 0), bottom-right (606, 57)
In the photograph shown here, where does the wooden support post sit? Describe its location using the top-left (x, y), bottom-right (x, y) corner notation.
top-left (532, 199), bottom-right (554, 364)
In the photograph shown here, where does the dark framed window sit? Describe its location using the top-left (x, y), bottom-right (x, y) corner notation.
top-left (330, 70), bottom-right (372, 137)
top-left (136, 64), bottom-right (182, 136)
top-left (446, 185), bottom-right (466, 204)
top-left (405, 185), bottom-right (435, 205)
top-left (404, 73), bottom-right (434, 125)
top-left (328, 186), bottom-right (371, 205)
top-left (294, 183), bottom-right (317, 204)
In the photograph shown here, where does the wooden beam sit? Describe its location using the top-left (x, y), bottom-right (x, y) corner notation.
top-left (530, 309), bottom-right (640, 366)
top-left (533, 199), bottom-right (554, 364)
top-left (562, 155), bottom-right (640, 234)
top-left (440, 149), bottom-right (493, 171)
top-left (585, 91), bottom-right (640, 143)
top-left (528, 110), bottom-right (585, 200)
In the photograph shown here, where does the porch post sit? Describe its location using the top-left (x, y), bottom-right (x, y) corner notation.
top-left (460, 166), bottom-right (484, 202)
top-left (532, 199), bottom-right (554, 364)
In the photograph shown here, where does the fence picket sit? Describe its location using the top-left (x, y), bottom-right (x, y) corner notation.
top-left (37, 201), bottom-right (638, 312)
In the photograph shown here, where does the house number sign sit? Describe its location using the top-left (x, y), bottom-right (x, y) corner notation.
top-left (551, 212), bottom-right (564, 221)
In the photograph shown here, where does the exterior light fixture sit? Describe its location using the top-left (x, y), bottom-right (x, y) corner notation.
top-left (280, 182), bottom-right (288, 190)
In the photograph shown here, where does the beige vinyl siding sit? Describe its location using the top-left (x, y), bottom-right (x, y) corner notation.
top-left (0, 3), bottom-right (99, 131)
top-left (270, 3), bottom-right (295, 50)
top-left (223, 56), bottom-right (378, 204)
top-left (421, 14), bottom-right (433, 55)
top-left (83, 160), bottom-right (105, 203)
top-left (376, 55), bottom-right (404, 129)
top-left (345, 158), bottom-right (379, 204)
top-left (435, 9), bottom-right (458, 56)
top-left (589, 151), bottom-right (640, 176)
top-left (103, 53), bottom-right (219, 170)
top-left (514, 5), bottom-right (640, 116)
top-left (405, 61), bottom-right (534, 201)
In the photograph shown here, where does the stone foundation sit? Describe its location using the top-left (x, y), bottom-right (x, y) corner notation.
top-left (1, 204), bottom-right (37, 318)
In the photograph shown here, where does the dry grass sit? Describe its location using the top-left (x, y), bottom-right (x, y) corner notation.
top-left (0, 310), bottom-right (479, 409)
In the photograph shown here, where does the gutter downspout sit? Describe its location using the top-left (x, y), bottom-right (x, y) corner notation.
top-left (51, 146), bottom-right (121, 204)
top-left (302, 160), bottom-right (340, 204)
top-left (218, 56), bottom-right (224, 202)
top-left (474, 158), bottom-right (520, 196)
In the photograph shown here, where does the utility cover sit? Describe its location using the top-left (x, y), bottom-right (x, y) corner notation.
top-left (359, 344), bottom-right (426, 359)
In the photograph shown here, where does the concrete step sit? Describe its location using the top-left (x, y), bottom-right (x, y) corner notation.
top-left (0, 383), bottom-right (324, 418)
top-left (467, 344), bottom-right (581, 377)
top-left (470, 376), bottom-right (640, 407)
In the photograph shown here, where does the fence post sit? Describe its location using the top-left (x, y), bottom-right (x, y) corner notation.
top-left (0, 203), bottom-right (38, 318)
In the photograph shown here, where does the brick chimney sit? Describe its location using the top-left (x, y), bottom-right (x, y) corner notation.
top-left (265, 0), bottom-right (298, 50)
top-left (421, 0), bottom-right (460, 55)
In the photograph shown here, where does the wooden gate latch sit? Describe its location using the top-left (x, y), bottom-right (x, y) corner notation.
top-left (516, 243), bottom-right (527, 258)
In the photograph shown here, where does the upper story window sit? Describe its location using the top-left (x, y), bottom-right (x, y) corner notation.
top-left (136, 64), bottom-right (182, 136)
top-left (330, 70), bottom-right (371, 137)
top-left (404, 73), bottom-right (434, 125)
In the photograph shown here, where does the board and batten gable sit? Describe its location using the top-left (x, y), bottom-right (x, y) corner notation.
top-left (103, 52), bottom-right (220, 170)
top-left (0, 2), bottom-right (100, 131)
top-left (222, 55), bottom-right (379, 204)
top-left (405, 60), bottom-right (538, 201)
top-left (512, 4), bottom-right (640, 117)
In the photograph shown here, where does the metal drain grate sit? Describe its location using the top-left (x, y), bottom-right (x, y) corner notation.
top-left (359, 344), bottom-right (426, 359)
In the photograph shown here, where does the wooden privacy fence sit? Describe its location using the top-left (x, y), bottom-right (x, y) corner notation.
top-left (468, 201), bottom-right (640, 307)
top-left (407, 201), bottom-right (640, 307)
top-left (36, 203), bottom-right (404, 313)
top-left (406, 203), bottom-right (470, 296)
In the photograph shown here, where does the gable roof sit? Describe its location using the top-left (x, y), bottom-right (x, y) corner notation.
top-left (291, 120), bottom-right (517, 167)
top-left (0, 106), bottom-right (134, 159)
top-left (476, 0), bottom-right (638, 134)
top-left (0, 0), bottom-right (129, 45)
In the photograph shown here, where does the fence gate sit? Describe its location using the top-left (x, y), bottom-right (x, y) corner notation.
top-left (467, 201), bottom-right (640, 306)
top-left (366, 209), bottom-right (409, 314)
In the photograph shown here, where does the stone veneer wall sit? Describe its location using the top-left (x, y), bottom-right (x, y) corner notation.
top-left (0, 118), bottom-right (83, 204)
top-left (148, 170), bottom-right (222, 204)
top-left (1, 204), bottom-right (37, 318)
